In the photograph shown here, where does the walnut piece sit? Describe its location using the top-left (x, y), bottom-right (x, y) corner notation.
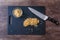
top-left (23, 18), bottom-right (39, 27)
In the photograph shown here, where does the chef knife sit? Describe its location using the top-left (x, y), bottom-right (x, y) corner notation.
top-left (28, 7), bottom-right (59, 25)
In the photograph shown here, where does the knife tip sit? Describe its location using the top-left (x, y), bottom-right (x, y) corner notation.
top-left (28, 7), bottom-right (31, 9)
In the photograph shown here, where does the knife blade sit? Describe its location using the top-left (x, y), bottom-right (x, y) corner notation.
top-left (28, 7), bottom-right (59, 25)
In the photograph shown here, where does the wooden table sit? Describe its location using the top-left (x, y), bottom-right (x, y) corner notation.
top-left (0, 0), bottom-right (60, 40)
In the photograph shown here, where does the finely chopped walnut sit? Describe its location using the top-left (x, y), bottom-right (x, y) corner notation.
top-left (12, 8), bottom-right (23, 18)
top-left (23, 18), bottom-right (39, 27)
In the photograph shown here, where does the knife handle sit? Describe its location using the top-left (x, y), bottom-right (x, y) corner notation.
top-left (47, 17), bottom-right (59, 25)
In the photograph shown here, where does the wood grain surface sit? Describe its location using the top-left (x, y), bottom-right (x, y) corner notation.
top-left (0, 0), bottom-right (60, 40)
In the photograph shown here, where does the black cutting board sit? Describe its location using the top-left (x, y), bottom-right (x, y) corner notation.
top-left (8, 6), bottom-right (45, 35)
